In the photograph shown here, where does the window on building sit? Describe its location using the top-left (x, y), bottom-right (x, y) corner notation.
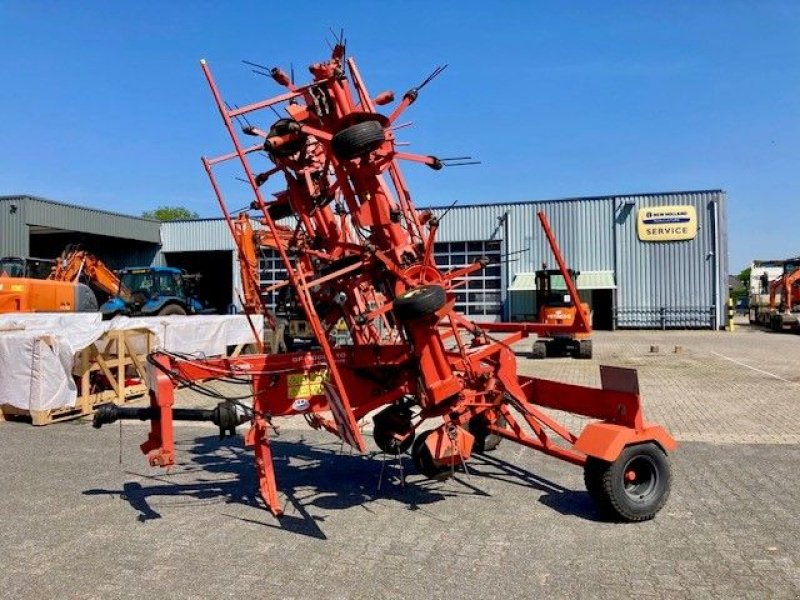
top-left (258, 240), bottom-right (503, 318)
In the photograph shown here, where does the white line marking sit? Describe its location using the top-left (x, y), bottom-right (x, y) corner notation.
top-left (710, 351), bottom-right (799, 385)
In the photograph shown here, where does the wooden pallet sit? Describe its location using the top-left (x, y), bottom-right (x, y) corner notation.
top-left (0, 328), bottom-right (153, 426)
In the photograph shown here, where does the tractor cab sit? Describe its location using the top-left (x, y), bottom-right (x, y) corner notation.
top-left (100, 266), bottom-right (209, 319)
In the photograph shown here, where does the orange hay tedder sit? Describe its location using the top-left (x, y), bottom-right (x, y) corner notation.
top-left (94, 38), bottom-right (676, 521)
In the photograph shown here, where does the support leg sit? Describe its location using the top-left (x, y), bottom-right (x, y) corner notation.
top-left (246, 419), bottom-right (283, 517)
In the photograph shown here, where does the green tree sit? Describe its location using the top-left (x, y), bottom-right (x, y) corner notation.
top-left (737, 267), bottom-right (751, 288)
top-left (730, 267), bottom-right (751, 303)
top-left (141, 206), bottom-right (199, 221)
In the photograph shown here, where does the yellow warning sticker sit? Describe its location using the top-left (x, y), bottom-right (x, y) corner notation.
top-left (287, 371), bottom-right (328, 399)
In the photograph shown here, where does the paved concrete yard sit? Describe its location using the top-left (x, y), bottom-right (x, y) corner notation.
top-left (1, 322), bottom-right (799, 599)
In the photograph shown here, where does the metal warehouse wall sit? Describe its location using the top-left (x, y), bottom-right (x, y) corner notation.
top-left (160, 219), bottom-right (238, 252)
top-left (24, 197), bottom-right (161, 243)
top-left (431, 190), bottom-right (727, 328)
top-left (1, 195), bottom-right (162, 262)
top-left (160, 190), bottom-right (728, 328)
top-left (0, 197), bottom-right (28, 257)
top-left (613, 191), bottom-right (727, 328)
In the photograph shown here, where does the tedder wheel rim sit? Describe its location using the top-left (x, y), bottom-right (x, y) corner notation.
top-left (583, 442), bottom-right (671, 521)
top-left (622, 455), bottom-right (658, 501)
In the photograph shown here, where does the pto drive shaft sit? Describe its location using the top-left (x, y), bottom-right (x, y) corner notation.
top-left (92, 401), bottom-right (252, 438)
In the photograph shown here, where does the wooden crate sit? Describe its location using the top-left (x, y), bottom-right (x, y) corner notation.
top-left (0, 328), bottom-right (153, 426)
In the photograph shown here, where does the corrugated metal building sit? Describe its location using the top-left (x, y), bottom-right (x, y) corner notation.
top-left (0, 195), bottom-right (161, 269)
top-left (422, 189), bottom-right (728, 329)
top-left (1, 190), bottom-right (728, 328)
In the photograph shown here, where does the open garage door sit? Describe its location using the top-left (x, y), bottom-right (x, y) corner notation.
top-left (164, 251), bottom-right (233, 314)
top-left (29, 228), bottom-right (160, 270)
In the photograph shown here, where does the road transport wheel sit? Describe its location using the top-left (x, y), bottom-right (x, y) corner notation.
top-left (583, 442), bottom-right (671, 522)
top-left (331, 120), bottom-right (385, 160)
top-left (532, 340), bottom-right (547, 359)
top-left (411, 430), bottom-right (452, 481)
top-left (393, 285), bottom-right (446, 322)
top-left (372, 405), bottom-right (415, 455)
top-left (158, 304), bottom-right (187, 316)
top-left (468, 414), bottom-right (506, 453)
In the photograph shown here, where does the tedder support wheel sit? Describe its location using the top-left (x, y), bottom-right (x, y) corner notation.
top-left (577, 339), bottom-right (592, 360)
top-left (532, 340), bottom-right (547, 359)
top-left (411, 430), bottom-right (452, 481)
top-left (158, 304), bottom-right (187, 316)
top-left (331, 120), bottom-right (385, 160)
top-left (583, 442), bottom-right (671, 522)
top-left (393, 285), bottom-right (447, 322)
top-left (468, 414), bottom-right (506, 453)
top-left (372, 404), bottom-right (415, 455)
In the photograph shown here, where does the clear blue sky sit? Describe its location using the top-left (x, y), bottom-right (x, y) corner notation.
top-left (1, 2), bottom-right (797, 271)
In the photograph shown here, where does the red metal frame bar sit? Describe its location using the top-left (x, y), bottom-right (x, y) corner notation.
top-left (119, 44), bottom-right (675, 519)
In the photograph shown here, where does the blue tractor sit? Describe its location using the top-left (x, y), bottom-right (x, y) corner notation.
top-left (100, 266), bottom-right (211, 319)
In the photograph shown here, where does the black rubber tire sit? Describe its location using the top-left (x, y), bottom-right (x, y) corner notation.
top-left (331, 120), bottom-right (385, 160)
top-left (583, 443), bottom-right (671, 522)
top-left (372, 405), bottom-right (415, 455)
top-left (393, 285), bottom-right (447, 322)
top-left (577, 339), bottom-right (593, 360)
top-left (411, 430), bottom-right (452, 481)
top-left (468, 414), bottom-right (506, 453)
top-left (532, 340), bottom-right (547, 359)
top-left (158, 304), bottom-right (187, 316)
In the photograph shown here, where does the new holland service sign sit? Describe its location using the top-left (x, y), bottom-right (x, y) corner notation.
top-left (637, 205), bottom-right (698, 241)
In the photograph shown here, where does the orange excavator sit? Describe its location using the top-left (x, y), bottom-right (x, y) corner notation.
top-left (531, 267), bottom-right (593, 359)
top-left (49, 248), bottom-right (128, 299)
top-left (0, 255), bottom-right (97, 313)
top-left (763, 263), bottom-right (800, 331)
top-left (0, 249), bottom-right (123, 314)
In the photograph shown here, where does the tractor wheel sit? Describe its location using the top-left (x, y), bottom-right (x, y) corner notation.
top-left (532, 340), bottom-right (547, 359)
top-left (331, 120), bottom-right (385, 160)
top-left (583, 443), bottom-right (671, 522)
top-left (393, 285), bottom-right (447, 322)
top-left (158, 304), bottom-right (187, 316)
top-left (372, 405), bottom-right (415, 455)
top-left (411, 430), bottom-right (452, 481)
top-left (468, 414), bottom-right (506, 453)
top-left (577, 339), bottom-right (593, 360)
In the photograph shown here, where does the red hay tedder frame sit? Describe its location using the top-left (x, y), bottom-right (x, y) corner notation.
top-left (95, 41), bottom-right (676, 522)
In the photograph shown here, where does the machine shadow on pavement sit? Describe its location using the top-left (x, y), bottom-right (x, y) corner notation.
top-left (84, 433), bottom-right (602, 538)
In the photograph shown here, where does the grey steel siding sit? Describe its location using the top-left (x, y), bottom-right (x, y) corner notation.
top-left (431, 190), bottom-right (725, 328)
top-left (432, 199), bottom-right (617, 320)
top-left (24, 197), bottom-right (161, 243)
top-left (0, 197), bottom-right (29, 257)
top-left (159, 190), bottom-right (727, 329)
top-left (614, 191), bottom-right (724, 328)
top-left (161, 220), bottom-right (238, 252)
